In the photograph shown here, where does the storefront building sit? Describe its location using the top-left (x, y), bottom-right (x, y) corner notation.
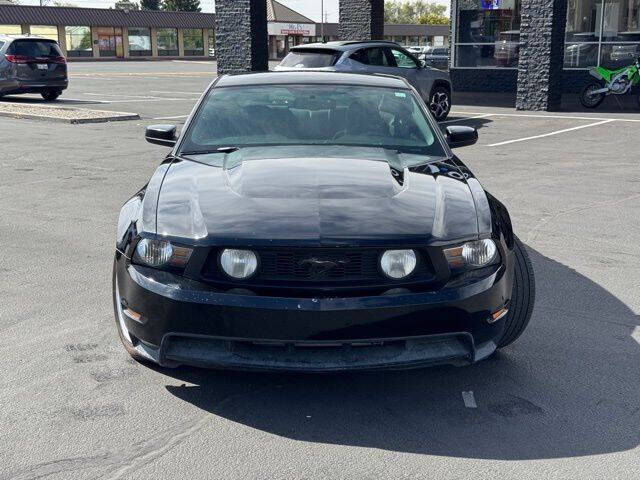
top-left (0, 4), bottom-right (214, 60)
top-left (0, 2), bottom-right (451, 63)
top-left (267, 0), bottom-right (317, 59)
top-left (451, 0), bottom-right (640, 93)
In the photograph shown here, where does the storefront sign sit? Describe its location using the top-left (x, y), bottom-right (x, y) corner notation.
top-left (268, 22), bottom-right (316, 37)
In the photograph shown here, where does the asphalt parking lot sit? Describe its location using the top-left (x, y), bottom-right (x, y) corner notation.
top-left (1, 61), bottom-right (638, 480)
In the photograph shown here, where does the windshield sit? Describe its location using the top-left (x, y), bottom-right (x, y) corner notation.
top-left (279, 49), bottom-right (340, 68)
top-left (180, 84), bottom-right (446, 158)
top-left (8, 40), bottom-right (62, 57)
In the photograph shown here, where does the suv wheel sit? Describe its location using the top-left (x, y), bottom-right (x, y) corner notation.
top-left (429, 86), bottom-right (451, 122)
top-left (41, 90), bottom-right (61, 102)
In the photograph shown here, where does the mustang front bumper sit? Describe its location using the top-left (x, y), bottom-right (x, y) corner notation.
top-left (113, 252), bottom-right (513, 371)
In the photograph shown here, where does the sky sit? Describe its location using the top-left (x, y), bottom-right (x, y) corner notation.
top-left (17, 0), bottom-right (450, 23)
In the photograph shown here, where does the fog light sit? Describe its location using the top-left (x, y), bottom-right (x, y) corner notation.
top-left (380, 249), bottom-right (417, 279)
top-left (220, 249), bottom-right (258, 279)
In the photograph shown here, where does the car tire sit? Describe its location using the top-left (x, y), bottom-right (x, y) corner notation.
top-left (428, 86), bottom-right (451, 122)
top-left (580, 82), bottom-right (606, 108)
top-left (111, 258), bottom-right (151, 364)
top-left (41, 90), bottom-right (61, 102)
top-left (497, 237), bottom-right (536, 348)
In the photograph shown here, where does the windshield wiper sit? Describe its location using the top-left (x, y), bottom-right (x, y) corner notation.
top-left (180, 146), bottom-right (240, 155)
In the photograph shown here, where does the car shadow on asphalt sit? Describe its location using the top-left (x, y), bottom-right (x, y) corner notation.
top-left (440, 117), bottom-right (493, 131)
top-left (158, 245), bottom-right (639, 460)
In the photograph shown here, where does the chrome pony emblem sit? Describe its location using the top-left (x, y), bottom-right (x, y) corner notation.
top-left (299, 257), bottom-right (350, 277)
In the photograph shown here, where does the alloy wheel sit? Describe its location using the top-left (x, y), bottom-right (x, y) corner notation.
top-left (430, 89), bottom-right (450, 121)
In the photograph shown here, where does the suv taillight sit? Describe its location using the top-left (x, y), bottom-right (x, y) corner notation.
top-left (5, 55), bottom-right (66, 64)
top-left (5, 54), bottom-right (31, 64)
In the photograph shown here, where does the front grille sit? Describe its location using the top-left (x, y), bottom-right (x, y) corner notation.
top-left (201, 247), bottom-right (435, 287)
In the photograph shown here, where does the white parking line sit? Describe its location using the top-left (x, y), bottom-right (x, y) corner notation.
top-left (440, 113), bottom-right (494, 125)
top-left (150, 90), bottom-right (202, 96)
top-left (452, 110), bottom-right (640, 123)
top-left (462, 391), bottom-right (477, 408)
top-left (632, 326), bottom-right (640, 346)
top-left (153, 115), bottom-right (189, 120)
top-left (486, 119), bottom-right (616, 147)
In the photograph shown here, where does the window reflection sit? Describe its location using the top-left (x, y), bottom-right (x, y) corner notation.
top-left (128, 27), bottom-right (151, 56)
top-left (65, 26), bottom-right (92, 57)
top-left (454, 0), bottom-right (521, 68)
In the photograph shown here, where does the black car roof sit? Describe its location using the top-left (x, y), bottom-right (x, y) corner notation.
top-left (216, 71), bottom-right (410, 89)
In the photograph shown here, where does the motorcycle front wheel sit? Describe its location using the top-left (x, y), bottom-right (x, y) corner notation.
top-left (580, 82), bottom-right (606, 108)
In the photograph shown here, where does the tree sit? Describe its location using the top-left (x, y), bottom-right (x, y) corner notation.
top-left (161, 0), bottom-right (200, 12)
top-left (384, 0), bottom-right (448, 25)
top-left (115, 1), bottom-right (139, 9)
top-left (140, 0), bottom-right (160, 10)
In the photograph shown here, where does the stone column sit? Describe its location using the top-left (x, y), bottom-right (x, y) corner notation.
top-left (203, 28), bottom-right (210, 57)
top-left (338, 0), bottom-right (384, 40)
top-left (122, 27), bottom-right (130, 58)
top-left (516, 0), bottom-right (568, 111)
top-left (150, 27), bottom-right (159, 58)
top-left (214, 0), bottom-right (268, 74)
top-left (177, 28), bottom-right (185, 57)
top-left (91, 27), bottom-right (100, 58)
top-left (57, 25), bottom-right (67, 55)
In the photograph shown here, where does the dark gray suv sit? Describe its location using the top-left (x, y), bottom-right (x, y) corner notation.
top-left (0, 35), bottom-right (68, 101)
top-left (275, 41), bottom-right (452, 121)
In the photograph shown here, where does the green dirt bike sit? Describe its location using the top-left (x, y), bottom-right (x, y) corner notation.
top-left (580, 57), bottom-right (640, 108)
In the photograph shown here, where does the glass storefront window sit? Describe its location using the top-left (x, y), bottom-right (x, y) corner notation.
top-left (408, 36), bottom-right (420, 45)
top-left (183, 28), bottom-right (204, 56)
top-left (65, 26), bottom-right (92, 57)
top-left (157, 28), bottom-right (178, 56)
top-left (393, 35), bottom-right (405, 44)
top-left (97, 27), bottom-right (123, 57)
top-left (0, 25), bottom-right (21, 35)
top-left (600, 0), bottom-right (640, 68)
top-left (128, 27), bottom-right (151, 56)
top-left (454, 0), bottom-right (521, 68)
top-left (564, 0), bottom-right (640, 68)
top-left (30, 25), bottom-right (59, 41)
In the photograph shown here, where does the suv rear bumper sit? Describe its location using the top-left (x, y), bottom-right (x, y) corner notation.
top-left (1, 79), bottom-right (68, 95)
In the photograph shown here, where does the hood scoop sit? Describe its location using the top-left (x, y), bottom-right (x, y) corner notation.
top-left (225, 157), bottom-right (405, 200)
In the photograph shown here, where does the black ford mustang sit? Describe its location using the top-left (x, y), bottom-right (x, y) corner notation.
top-left (113, 71), bottom-right (535, 371)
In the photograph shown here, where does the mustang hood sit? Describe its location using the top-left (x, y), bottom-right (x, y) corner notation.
top-left (155, 150), bottom-right (480, 246)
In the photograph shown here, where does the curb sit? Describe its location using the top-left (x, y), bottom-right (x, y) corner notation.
top-left (0, 111), bottom-right (140, 124)
top-left (0, 103), bottom-right (140, 124)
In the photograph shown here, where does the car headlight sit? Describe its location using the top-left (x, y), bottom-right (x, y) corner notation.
top-left (134, 239), bottom-right (192, 268)
top-left (220, 249), bottom-right (258, 279)
top-left (380, 249), bottom-right (417, 279)
top-left (443, 239), bottom-right (498, 270)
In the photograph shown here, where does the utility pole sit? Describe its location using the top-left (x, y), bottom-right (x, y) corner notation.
top-left (320, 0), bottom-right (324, 41)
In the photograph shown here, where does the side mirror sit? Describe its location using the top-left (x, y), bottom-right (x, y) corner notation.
top-left (446, 126), bottom-right (478, 149)
top-left (145, 124), bottom-right (177, 147)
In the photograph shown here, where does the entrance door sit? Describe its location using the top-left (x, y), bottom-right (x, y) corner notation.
top-left (97, 27), bottom-right (123, 58)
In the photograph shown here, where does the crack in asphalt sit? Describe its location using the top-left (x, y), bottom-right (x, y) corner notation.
top-left (526, 193), bottom-right (640, 243)
top-left (1, 383), bottom-right (276, 480)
